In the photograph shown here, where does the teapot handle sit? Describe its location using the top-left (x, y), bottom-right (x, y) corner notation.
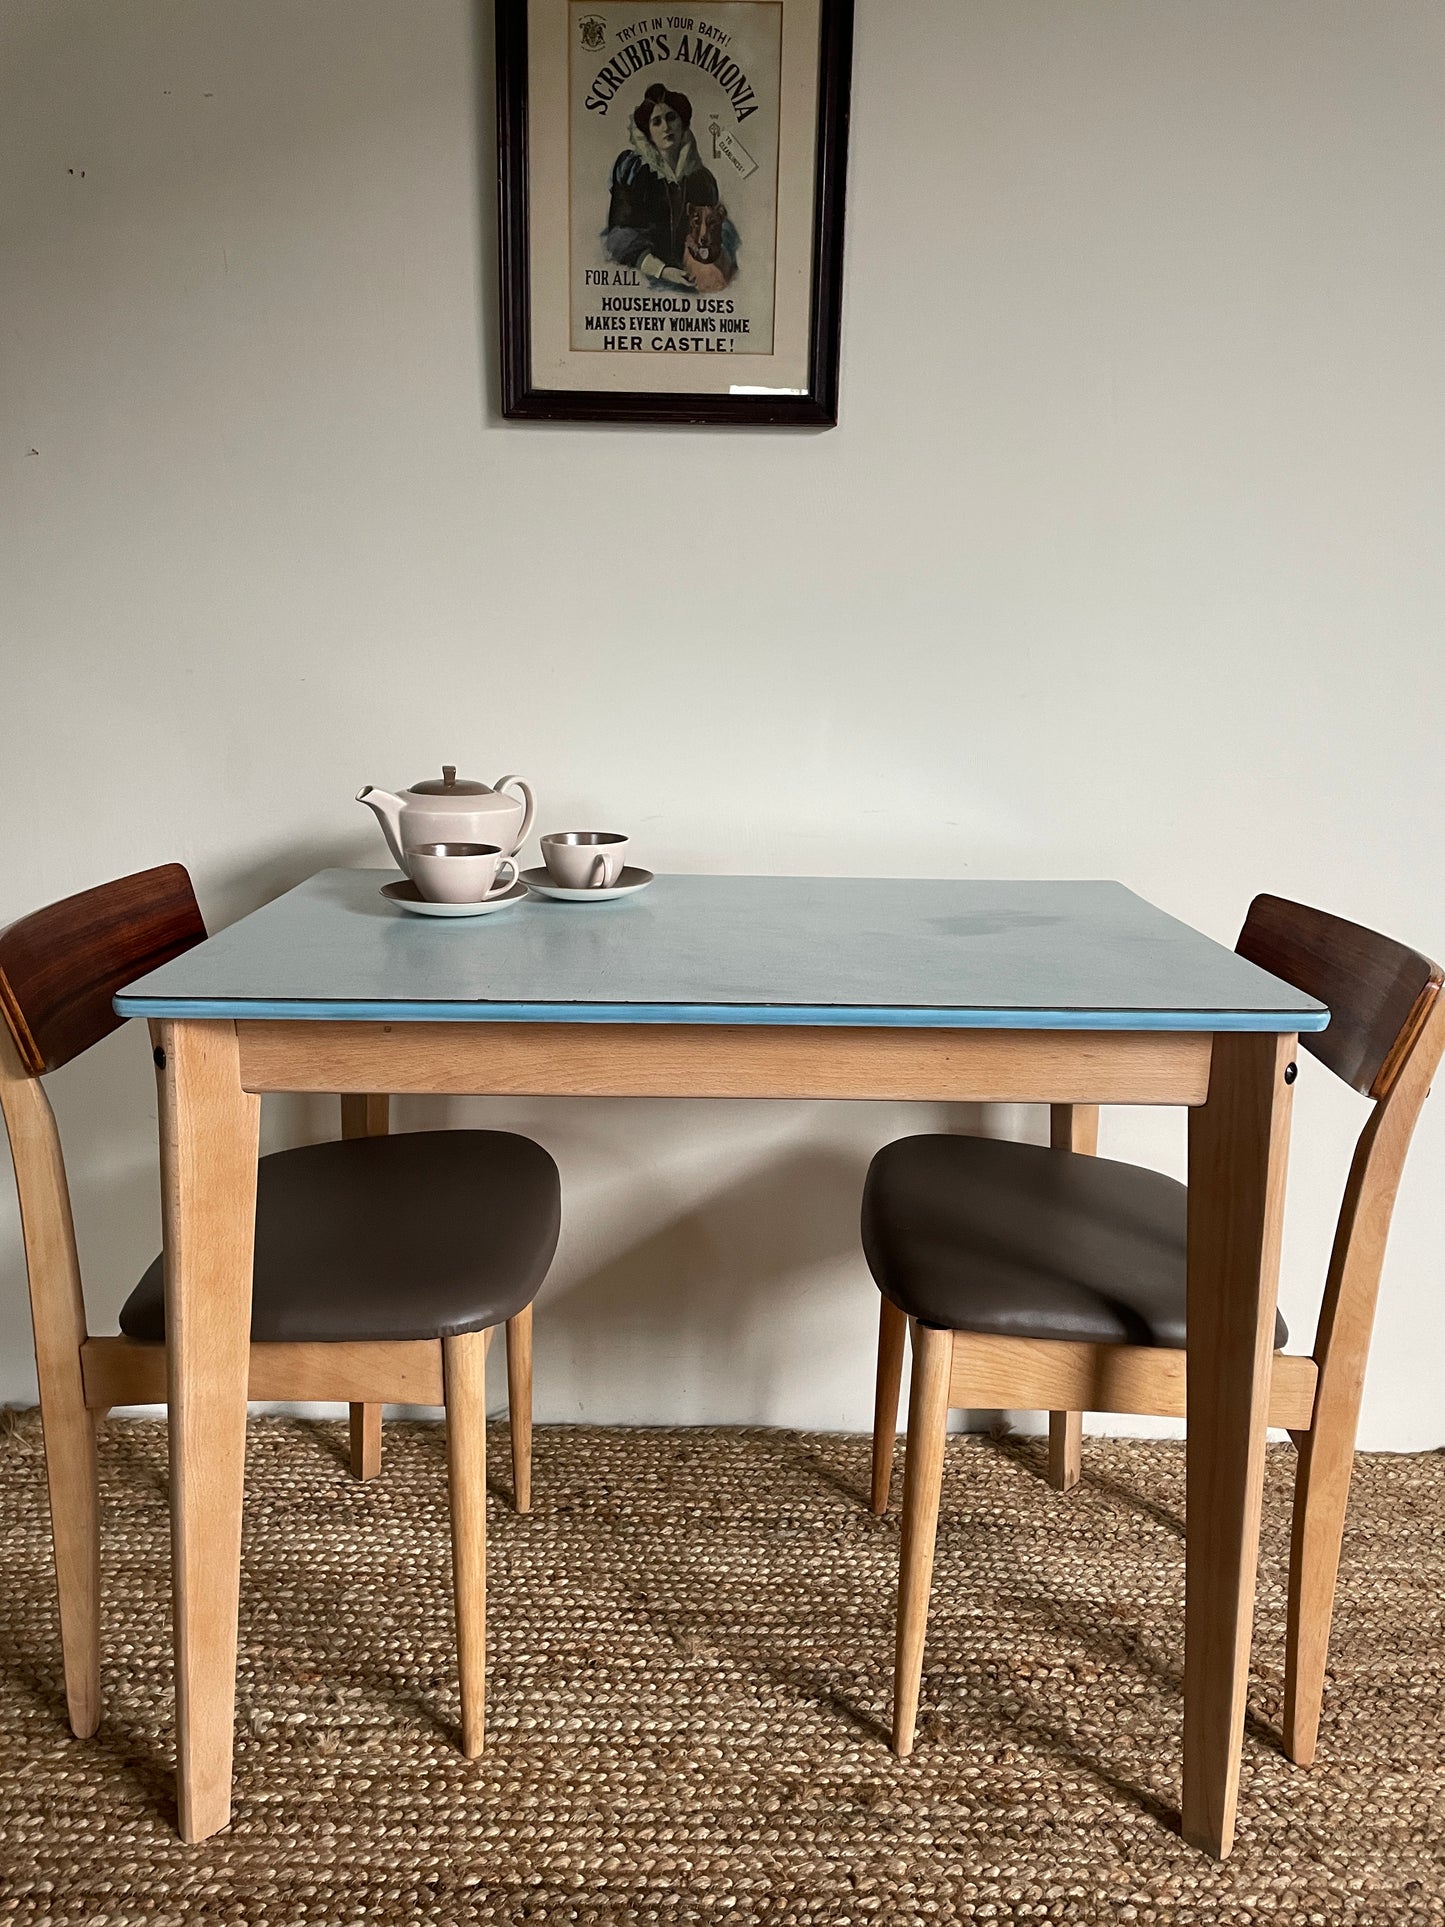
top-left (494, 775), bottom-right (535, 855)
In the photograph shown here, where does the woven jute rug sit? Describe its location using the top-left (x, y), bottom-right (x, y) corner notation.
top-left (0, 1415), bottom-right (1441, 1926)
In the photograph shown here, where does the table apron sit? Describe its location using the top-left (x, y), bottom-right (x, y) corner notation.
top-left (231, 1020), bottom-right (1213, 1104)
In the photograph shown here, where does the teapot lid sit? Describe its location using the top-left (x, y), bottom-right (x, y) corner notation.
top-left (408, 764), bottom-right (490, 796)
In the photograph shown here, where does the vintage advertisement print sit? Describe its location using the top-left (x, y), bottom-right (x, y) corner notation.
top-left (570, 4), bottom-right (781, 357)
top-left (497, 0), bottom-right (852, 423)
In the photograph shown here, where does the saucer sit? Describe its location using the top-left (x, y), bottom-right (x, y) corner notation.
top-left (521, 866), bottom-right (654, 903)
top-left (381, 879), bottom-right (529, 918)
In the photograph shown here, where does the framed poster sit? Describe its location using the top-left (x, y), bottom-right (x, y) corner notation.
top-left (496, 0), bottom-right (853, 425)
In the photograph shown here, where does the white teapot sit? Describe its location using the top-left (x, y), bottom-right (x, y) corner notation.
top-left (357, 766), bottom-right (535, 875)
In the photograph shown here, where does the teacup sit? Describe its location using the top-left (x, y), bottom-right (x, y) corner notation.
top-left (408, 842), bottom-right (520, 904)
top-left (541, 831), bottom-right (630, 889)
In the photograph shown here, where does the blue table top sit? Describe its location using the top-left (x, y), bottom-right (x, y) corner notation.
top-left (113, 870), bottom-right (1330, 1032)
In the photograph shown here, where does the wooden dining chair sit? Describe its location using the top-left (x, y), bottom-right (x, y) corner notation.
top-left (0, 863), bottom-right (559, 1759)
top-left (863, 894), bottom-right (1444, 1765)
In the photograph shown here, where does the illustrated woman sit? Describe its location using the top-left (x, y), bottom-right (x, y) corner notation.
top-left (603, 82), bottom-right (733, 288)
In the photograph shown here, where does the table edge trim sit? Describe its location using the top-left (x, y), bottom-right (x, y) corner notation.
top-left (114, 996), bottom-right (1326, 1031)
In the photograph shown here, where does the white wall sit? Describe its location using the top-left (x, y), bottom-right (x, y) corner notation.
top-left (3, 0), bottom-right (1443, 1446)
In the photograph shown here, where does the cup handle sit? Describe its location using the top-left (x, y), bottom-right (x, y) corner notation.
top-left (494, 776), bottom-right (535, 854)
top-left (590, 853), bottom-right (608, 888)
top-left (490, 856), bottom-right (520, 897)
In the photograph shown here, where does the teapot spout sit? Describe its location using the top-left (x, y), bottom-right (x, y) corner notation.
top-left (356, 786), bottom-right (408, 873)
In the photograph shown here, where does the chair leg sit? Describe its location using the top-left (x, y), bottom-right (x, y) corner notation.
top-left (1283, 1421), bottom-right (1356, 1766)
top-left (443, 1331), bottom-right (488, 1758)
top-left (42, 1398), bottom-right (103, 1738)
top-left (1047, 1410), bottom-right (1083, 1492)
top-left (349, 1402), bottom-right (381, 1481)
top-left (505, 1305), bottom-right (533, 1515)
top-left (2, 1032), bottom-right (104, 1738)
top-left (893, 1321), bottom-right (952, 1757)
top-left (871, 1296), bottom-right (907, 1514)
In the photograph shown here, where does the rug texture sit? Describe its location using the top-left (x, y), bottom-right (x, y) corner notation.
top-left (0, 1414), bottom-right (1441, 1926)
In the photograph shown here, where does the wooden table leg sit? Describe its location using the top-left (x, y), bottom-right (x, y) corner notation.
top-left (1047, 1105), bottom-right (1097, 1486)
top-left (1183, 1031), bottom-right (1295, 1857)
top-left (157, 1019), bottom-right (259, 1843)
top-left (340, 1095), bottom-right (390, 1478)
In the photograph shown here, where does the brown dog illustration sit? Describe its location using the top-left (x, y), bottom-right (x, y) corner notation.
top-left (684, 203), bottom-right (735, 292)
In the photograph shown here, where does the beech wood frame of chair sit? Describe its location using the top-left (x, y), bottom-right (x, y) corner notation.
top-left (0, 865), bottom-right (537, 1766)
top-left (869, 894), bottom-right (1445, 1779)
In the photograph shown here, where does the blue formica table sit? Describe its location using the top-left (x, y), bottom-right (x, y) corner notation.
top-left (117, 871), bottom-right (1327, 1852)
top-left (120, 869), bottom-right (1328, 1032)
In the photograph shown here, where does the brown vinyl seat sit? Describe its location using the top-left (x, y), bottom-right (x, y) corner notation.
top-left (863, 1133), bottom-right (1288, 1350)
top-left (0, 863), bottom-right (560, 1783)
top-left (120, 1129), bottom-right (559, 1344)
top-left (864, 892), bottom-right (1445, 1791)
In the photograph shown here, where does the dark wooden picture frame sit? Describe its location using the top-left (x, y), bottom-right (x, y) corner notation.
top-left (496, 0), bottom-right (853, 426)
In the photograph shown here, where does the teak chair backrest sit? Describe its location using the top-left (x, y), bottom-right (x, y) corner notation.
top-left (0, 864), bottom-right (205, 1078)
top-left (1237, 893), bottom-right (1444, 1101)
top-left (1235, 894), bottom-right (1445, 1375)
top-left (0, 865), bottom-right (208, 1354)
